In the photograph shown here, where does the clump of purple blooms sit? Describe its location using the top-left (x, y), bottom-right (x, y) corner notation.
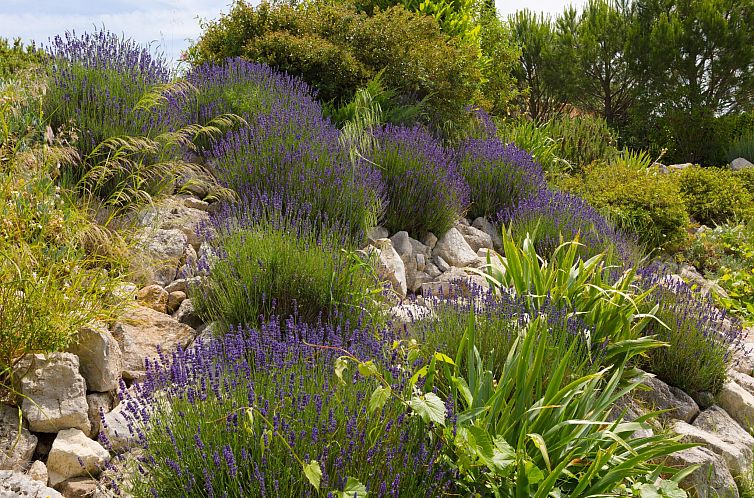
top-left (368, 124), bottom-right (469, 238)
top-left (502, 189), bottom-right (640, 265)
top-left (456, 138), bottom-right (546, 220)
top-left (44, 29), bottom-right (181, 157)
top-left (638, 263), bottom-right (744, 395)
top-left (105, 318), bottom-right (455, 497)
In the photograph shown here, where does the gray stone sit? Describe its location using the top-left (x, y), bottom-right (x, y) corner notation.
top-left (167, 291), bottom-right (187, 314)
top-left (25, 461), bottom-right (47, 484)
top-left (672, 420), bottom-right (752, 477)
top-left (110, 283), bottom-right (137, 301)
top-left (390, 231), bottom-right (412, 259)
top-left (173, 299), bottom-right (203, 329)
top-left (135, 228), bottom-right (188, 286)
top-left (415, 254), bottom-right (426, 272)
top-left (456, 224), bottom-right (494, 252)
top-left (472, 217), bottom-right (502, 249)
top-left (433, 256), bottom-right (451, 273)
top-left (408, 238), bottom-right (431, 260)
top-left (695, 405), bottom-right (754, 448)
top-left (15, 353), bottom-right (91, 434)
top-left (422, 232), bottom-right (438, 250)
top-left (389, 303), bottom-right (434, 330)
top-left (367, 226), bottom-right (389, 244)
top-left (370, 240), bottom-right (407, 299)
top-left (731, 157), bottom-right (754, 171)
top-left (433, 228), bottom-right (480, 268)
top-left (56, 477), bottom-right (99, 497)
top-left (669, 162), bottom-right (693, 171)
top-left (420, 281), bottom-right (454, 298)
top-left (112, 305), bottom-right (196, 380)
top-left (476, 248), bottom-right (505, 279)
top-left (0, 405), bottom-right (37, 471)
top-left (719, 378), bottom-right (754, 429)
top-left (86, 393), bottom-right (114, 439)
top-left (437, 267), bottom-right (489, 295)
top-left (138, 197), bottom-right (209, 250)
top-left (407, 271), bottom-right (433, 294)
top-left (184, 197), bottom-right (209, 211)
top-left (46, 429), bottom-right (109, 486)
top-left (67, 323), bottom-right (122, 393)
top-left (665, 446), bottom-right (738, 497)
top-left (424, 263), bottom-right (441, 278)
top-left (0, 470), bottom-right (63, 497)
top-left (164, 276), bottom-right (203, 295)
top-left (632, 375), bottom-right (699, 423)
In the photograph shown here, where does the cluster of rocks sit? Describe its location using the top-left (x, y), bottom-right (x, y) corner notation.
top-left (1, 195), bottom-right (215, 497)
top-left (364, 216), bottom-right (504, 301)
top-left (656, 156), bottom-right (754, 173)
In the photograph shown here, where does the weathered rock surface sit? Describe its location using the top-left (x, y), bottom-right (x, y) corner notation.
top-left (476, 248), bottom-right (505, 277)
top-left (0, 405), bottom-right (37, 471)
top-left (456, 224), bottom-right (493, 252)
top-left (184, 197), bottom-right (209, 211)
top-left (367, 226), bottom-right (389, 244)
top-left (15, 354), bottom-right (91, 434)
top-left (472, 217), bottom-right (502, 249)
top-left (0, 470), bottom-right (63, 497)
top-left (102, 397), bottom-right (148, 453)
top-left (46, 429), bottom-right (109, 487)
top-left (56, 477), bottom-right (99, 497)
top-left (665, 446), bottom-right (738, 498)
top-left (138, 197), bottom-right (209, 250)
top-left (433, 228), bottom-right (480, 268)
top-left (112, 305), bottom-right (196, 379)
top-left (173, 299), bottom-right (203, 329)
top-left (25, 461), bottom-right (47, 484)
top-left (86, 393), bottom-right (114, 439)
top-left (694, 405), bottom-right (754, 448)
top-left (389, 303), bottom-right (434, 330)
top-left (422, 232), bottom-right (438, 250)
top-left (718, 379), bottom-right (754, 430)
top-left (370, 239), bottom-right (407, 299)
top-left (672, 420), bottom-right (752, 477)
top-left (632, 375), bottom-right (699, 423)
top-left (390, 231), bottom-right (412, 259)
top-left (731, 157), bottom-right (754, 171)
top-left (67, 323), bottom-right (122, 393)
top-left (135, 228), bottom-right (188, 286)
top-left (167, 291), bottom-right (186, 314)
top-left (135, 284), bottom-right (169, 313)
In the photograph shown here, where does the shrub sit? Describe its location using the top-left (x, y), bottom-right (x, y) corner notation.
top-left (503, 189), bottom-right (640, 264)
top-left (639, 265), bottom-right (743, 395)
top-left (367, 124), bottom-right (469, 238)
top-left (734, 167), bottom-right (754, 198)
top-left (677, 166), bottom-right (754, 225)
top-left (497, 118), bottom-right (566, 177)
top-left (560, 160), bottom-right (690, 251)
top-left (455, 138), bottom-right (545, 220)
top-left (109, 319), bottom-right (455, 497)
top-left (191, 191), bottom-right (384, 331)
top-left (0, 38), bottom-right (46, 79)
top-left (544, 114), bottom-right (618, 170)
top-left (210, 89), bottom-right (384, 239)
top-left (189, 1), bottom-right (482, 134)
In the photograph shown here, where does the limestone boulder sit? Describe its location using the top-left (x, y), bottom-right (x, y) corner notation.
top-left (112, 304), bottom-right (196, 380)
top-left (731, 157), bottom-right (754, 171)
top-left (67, 322), bottom-right (122, 393)
top-left (25, 460), bottom-right (47, 484)
top-left (672, 420), bottom-right (752, 477)
top-left (369, 239), bottom-right (407, 299)
top-left (137, 197), bottom-right (209, 250)
top-left (0, 405), bottom-right (37, 471)
top-left (456, 224), bottom-right (493, 252)
top-left (135, 228), bottom-right (188, 286)
top-left (86, 393), bottom-right (114, 439)
top-left (167, 291), bottom-right (187, 314)
top-left (367, 226), bottom-right (389, 244)
top-left (46, 429), bottom-right (109, 487)
top-left (472, 217), bottom-right (502, 249)
top-left (694, 405), bottom-right (754, 448)
top-left (718, 379), bottom-right (754, 430)
top-left (56, 477), bottom-right (99, 497)
top-left (173, 299), bottom-right (203, 330)
top-left (389, 231), bottom-right (412, 259)
top-left (0, 470), bottom-right (63, 497)
top-left (389, 303), bottom-right (435, 330)
top-left (665, 446), bottom-right (738, 498)
top-left (15, 353), bottom-right (90, 434)
top-left (632, 375), bottom-right (699, 423)
top-left (135, 284), bottom-right (169, 313)
top-left (433, 228), bottom-right (480, 268)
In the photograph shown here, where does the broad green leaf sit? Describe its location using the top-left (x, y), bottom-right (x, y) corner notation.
top-left (336, 477), bottom-right (369, 498)
top-left (528, 433), bottom-right (551, 472)
top-left (434, 352), bottom-right (456, 365)
top-left (408, 392), bottom-right (446, 426)
top-left (368, 386), bottom-right (391, 414)
top-left (334, 356), bottom-right (349, 384)
top-left (358, 360), bottom-right (379, 378)
top-left (303, 460), bottom-right (322, 491)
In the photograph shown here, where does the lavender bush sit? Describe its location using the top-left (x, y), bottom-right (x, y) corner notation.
top-left (368, 124), bottom-right (469, 238)
top-left (456, 138), bottom-right (546, 220)
top-left (503, 189), bottom-right (641, 265)
top-left (191, 189), bottom-right (385, 331)
top-left (44, 29), bottom-right (180, 159)
top-left (210, 95), bottom-right (384, 239)
top-left (639, 264), bottom-right (744, 395)
top-left (107, 318), bottom-right (455, 497)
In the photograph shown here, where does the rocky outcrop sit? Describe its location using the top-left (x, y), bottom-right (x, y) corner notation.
top-left (0, 470), bottom-right (63, 497)
top-left (369, 239), bottom-right (407, 299)
top-left (672, 420), bottom-right (752, 477)
top-left (632, 375), bottom-right (700, 423)
top-left (46, 429), bottom-right (109, 486)
top-left (14, 353), bottom-right (91, 434)
top-left (134, 228), bottom-right (188, 286)
top-left (456, 224), bottom-right (493, 252)
top-left (0, 405), bottom-right (36, 471)
top-left (112, 304), bottom-right (196, 380)
top-left (433, 228), bottom-right (480, 268)
top-left (665, 446), bottom-right (738, 498)
top-left (67, 323), bottom-right (122, 393)
top-left (718, 379), bottom-right (754, 430)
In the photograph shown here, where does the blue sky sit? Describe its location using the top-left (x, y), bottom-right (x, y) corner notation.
top-left (0, 0), bottom-right (571, 65)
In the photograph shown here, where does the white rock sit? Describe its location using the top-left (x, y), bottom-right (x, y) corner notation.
top-left (434, 228), bottom-right (480, 268)
top-left (0, 470), bottom-right (62, 497)
top-left (456, 224), bottom-right (493, 252)
top-left (665, 446), bottom-right (739, 498)
top-left (112, 304), bottom-right (196, 380)
top-left (15, 353), bottom-right (91, 434)
top-left (672, 420), bottom-right (752, 477)
top-left (25, 460), bottom-right (47, 484)
top-left (389, 231), bottom-right (412, 259)
top-left (632, 375), bottom-right (699, 423)
top-left (731, 157), bottom-right (754, 171)
top-left (389, 303), bottom-right (435, 330)
top-left (138, 197), bottom-right (209, 251)
top-left (135, 228), bottom-right (188, 286)
top-left (718, 380), bottom-right (754, 430)
top-left (424, 263), bottom-right (441, 278)
top-left (46, 429), bottom-right (109, 486)
top-left (422, 232), bottom-right (438, 250)
top-left (67, 322), bottom-right (122, 393)
top-left (184, 197), bottom-right (209, 211)
top-left (694, 405), bottom-right (754, 448)
top-left (0, 405), bottom-right (37, 471)
top-left (472, 217), bottom-right (502, 249)
top-left (367, 226), bottom-right (389, 243)
top-left (371, 239), bottom-right (407, 299)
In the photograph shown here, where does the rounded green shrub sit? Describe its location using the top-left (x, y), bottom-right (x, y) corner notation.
top-left (678, 166), bottom-right (754, 226)
top-left (561, 161), bottom-right (689, 251)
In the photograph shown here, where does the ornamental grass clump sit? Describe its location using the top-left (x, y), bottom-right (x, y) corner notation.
top-left (368, 124), bottom-right (469, 238)
top-left (456, 138), bottom-right (546, 220)
top-left (639, 265), bottom-right (744, 395)
top-left (503, 189), bottom-right (641, 265)
top-left (210, 95), bottom-right (384, 239)
top-left (44, 29), bottom-right (180, 158)
top-left (108, 318), bottom-right (455, 497)
top-left (191, 190), bottom-right (385, 331)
